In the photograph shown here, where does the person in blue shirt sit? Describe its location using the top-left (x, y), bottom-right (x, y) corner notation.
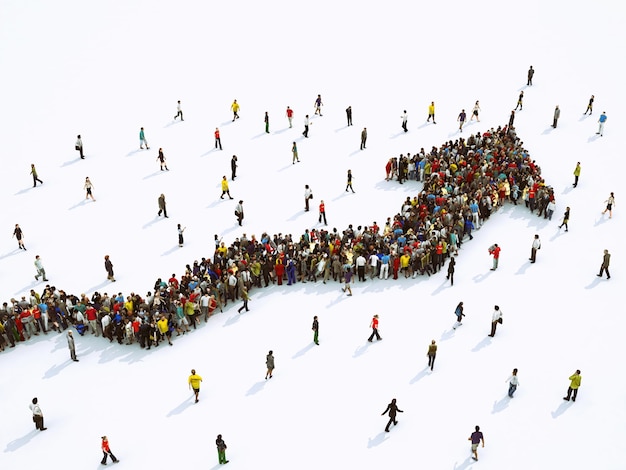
top-left (597, 112), bottom-right (607, 136)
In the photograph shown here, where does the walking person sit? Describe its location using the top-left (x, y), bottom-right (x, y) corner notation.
top-left (346, 105), bottom-right (353, 126)
top-left (215, 128), bottom-right (222, 150)
top-left (157, 193), bottom-right (168, 218)
top-left (29, 397), bottom-right (47, 431)
top-left (602, 192), bottom-right (615, 218)
top-left (216, 435), bottom-right (229, 465)
top-left (67, 330), bottom-right (79, 361)
top-left (177, 224), bottom-right (186, 247)
top-left (12, 224), bottom-right (26, 250)
top-left (427, 101), bottom-right (436, 123)
top-left (573, 162), bottom-right (581, 187)
top-left (237, 286), bottom-right (249, 313)
top-left (527, 65), bottom-right (534, 85)
top-left (529, 234), bottom-right (541, 263)
top-left (265, 350), bottom-right (275, 379)
top-left (446, 257), bottom-right (455, 286)
top-left (75, 135), bottom-right (84, 159)
top-left (457, 109), bottom-right (466, 132)
top-left (314, 94), bottom-right (323, 116)
top-left (488, 305), bottom-right (502, 337)
top-left (173, 100), bottom-right (183, 121)
top-left (596, 111), bottom-right (607, 136)
top-left (304, 184), bottom-right (312, 212)
top-left (400, 110), bottom-right (408, 132)
top-left (360, 127), bottom-right (367, 150)
top-left (264, 111), bottom-right (270, 133)
top-left (563, 370), bottom-right (582, 402)
top-left (342, 266), bottom-right (353, 296)
top-left (488, 244), bottom-right (501, 271)
top-left (468, 426), bottom-right (485, 461)
top-left (508, 110), bottom-right (516, 128)
top-left (381, 398), bottom-right (403, 432)
top-left (303, 114), bottom-right (310, 137)
top-left (597, 249), bottom-right (611, 280)
top-left (188, 369), bottom-right (203, 403)
top-left (30, 164), bottom-right (43, 187)
top-left (584, 95), bottom-right (594, 115)
top-left (100, 436), bottom-right (119, 465)
top-left (34, 255), bottom-right (48, 281)
top-left (231, 99), bottom-right (240, 121)
top-left (84, 177), bottom-right (96, 201)
top-left (139, 127), bottom-right (149, 149)
top-left (471, 100), bottom-right (481, 121)
top-left (318, 200), bottom-right (327, 225)
top-left (234, 200), bottom-right (244, 226)
top-left (220, 176), bottom-right (233, 199)
top-left (312, 315), bottom-right (319, 345)
top-left (285, 106), bottom-right (294, 127)
top-left (427, 340), bottom-right (437, 371)
top-left (559, 207), bottom-right (570, 232)
top-left (515, 91), bottom-right (524, 111)
top-left (345, 169), bottom-right (355, 193)
top-left (367, 314), bottom-right (382, 342)
top-left (104, 255), bottom-right (115, 282)
top-left (552, 105), bottom-right (560, 128)
top-left (156, 148), bottom-right (169, 171)
top-left (506, 368), bottom-right (519, 398)
top-left (292, 142), bottom-right (299, 164)
top-left (231, 155), bottom-right (238, 180)
top-left (453, 301), bottom-right (465, 329)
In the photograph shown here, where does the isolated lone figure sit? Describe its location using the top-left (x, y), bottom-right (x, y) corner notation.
top-left (381, 398), bottom-right (403, 432)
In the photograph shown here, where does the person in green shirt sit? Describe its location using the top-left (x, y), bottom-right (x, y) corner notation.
top-left (563, 370), bottom-right (581, 402)
top-left (188, 369), bottom-right (203, 403)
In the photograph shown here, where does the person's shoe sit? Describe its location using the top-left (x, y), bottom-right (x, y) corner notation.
top-left (368, 339), bottom-right (372, 342)
top-left (563, 397), bottom-right (570, 401)
top-left (607, 276), bottom-right (611, 279)
top-left (40, 427), bottom-right (47, 431)
top-left (597, 274), bottom-right (602, 277)
top-left (73, 359), bottom-right (79, 362)
top-left (43, 279), bottom-right (49, 281)
top-left (572, 398), bottom-right (576, 402)
top-left (472, 457), bottom-right (478, 461)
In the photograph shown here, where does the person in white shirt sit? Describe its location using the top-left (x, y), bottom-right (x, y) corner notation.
top-left (355, 254), bottom-right (367, 281)
top-left (30, 397), bottom-right (47, 430)
top-left (368, 252), bottom-right (379, 279)
top-left (506, 368), bottom-right (520, 397)
top-left (488, 305), bottom-right (502, 337)
top-left (304, 184), bottom-right (313, 212)
top-left (400, 110), bottom-right (408, 132)
top-left (529, 234), bottom-right (541, 263)
top-left (174, 100), bottom-right (183, 121)
top-left (471, 101), bottom-right (481, 121)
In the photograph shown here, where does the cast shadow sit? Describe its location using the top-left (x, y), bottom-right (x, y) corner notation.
top-left (251, 133), bottom-right (267, 140)
top-left (245, 380), bottom-right (266, 396)
top-left (42, 361), bottom-right (73, 379)
top-left (142, 217), bottom-right (165, 230)
top-left (541, 127), bottom-right (555, 135)
top-left (143, 170), bottom-right (167, 180)
top-left (587, 134), bottom-right (601, 143)
top-left (4, 429), bottom-right (38, 453)
top-left (352, 342), bottom-right (371, 358)
top-left (0, 249), bottom-right (21, 261)
top-left (68, 199), bottom-right (90, 211)
top-left (514, 261), bottom-right (532, 276)
top-left (61, 157), bottom-right (82, 167)
top-left (409, 366), bottom-right (430, 385)
top-left (472, 270), bottom-right (494, 283)
top-left (200, 148), bottom-right (219, 157)
top-left (366, 431), bottom-right (389, 448)
top-left (491, 396), bottom-right (510, 414)
top-left (471, 336), bottom-right (491, 353)
top-left (14, 187), bottom-right (35, 196)
top-left (166, 397), bottom-right (195, 417)
top-left (440, 328), bottom-right (456, 342)
top-left (222, 313), bottom-right (241, 327)
top-left (292, 343), bottom-right (315, 359)
top-left (452, 456), bottom-right (476, 470)
top-left (161, 245), bottom-right (180, 257)
top-left (349, 149), bottom-right (363, 156)
top-left (278, 164), bottom-right (295, 173)
top-left (274, 127), bottom-right (290, 134)
top-left (125, 149), bottom-right (142, 157)
top-left (584, 276), bottom-right (605, 290)
top-left (551, 400), bottom-right (572, 418)
top-left (593, 216), bottom-right (609, 227)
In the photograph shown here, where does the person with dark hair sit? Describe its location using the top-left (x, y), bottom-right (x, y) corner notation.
top-left (527, 65), bottom-right (534, 85)
top-left (559, 207), bottom-right (570, 232)
top-left (360, 128), bottom-right (367, 150)
top-left (139, 127), bottom-right (150, 149)
top-left (12, 224), bottom-right (26, 250)
top-left (231, 155), bottom-right (238, 180)
top-left (220, 176), bottom-right (233, 200)
top-left (345, 169), bottom-right (355, 193)
top-left (30, 164), bottom-right (43, 187)
top-left (156, 148), bottom-right (169, 171)
top-left (158, 194), bottom-right (168, 218)
top-left (177, 224), bottom-right (186, 247)
top-left (453, 301), bottom-right (465, 329)
top-left (488, 305), bottom-right (502, 337)
top-left (235, 200), bottom-right (244, 226)
top-left (529, 234), bottom-right (541, 263)
top-left (237, 286), bottom-right (249, 313)
top-left (100, 436), bottom-right (119, 465)
top-left (173, 100), bottom-right (183, 121)
top-left (264, 111), bottom-right (270, 133)
top-left (188, 369), bottom-right (203, 403)
top-left (304, 185), bottom-right (312, 212)
top-left (446, 257), bottom-right (456, 286)
top-left (427, 340), bottom-right (437, 371)
top-left (292, 142), bottom-right (299, 164)
top-left (573, 162), bottom-right (581, 187)
top-left (515, 91), bottom-right (524, 111)
top-left (84, 177), bottom-right (96, 201)
top-left (314, 94), bottom-right (323, 116)
top-left (342, 266), bottom-right (353, 296)
top-left (303, 114), bottom-right (310, 138)
top-left (104, 255), bottom-right (115, 282)
top-left (427, 101), bottom-right (436, 124)
top-left (215, 128), bottom-right (222, 150)
top-left (489, 244), bottom-right (501, 271)
top-left (231, 99), bottom-right (240, 121)
top-left (67, 330), bottom-right (78, 361)
top-left (346, 105), bottom-right (352, 126)
top-left (381, 398), bottom-right (403, 432)
top-left (216, 434), bottom-right (229, 464)
top-left (265, 350), bottom-right (275, 379)
top-left (34, 255), bottom-right (48, 281)
top-left (552, 105), bottom-right (560, 128)
top-left (29, 397), bottom-right (47, 431)
top-left (400, 110), bottom-right (408, 132)
top-left (457, 109), bottom-right (466, 132)
top-left (563, 370), bottom-right (582, 402)
top-left (75, 134), bottom-right (84, 159)
top-left (584, 95), bottom-right (594, 115)
top-left (468, 425), bottom-right (484, 461)
top-left (318, 200), bottom-right (327, 225)
top-left (597, 249), bottom-right (611, 279)
top-left (602, 192), bottom-right (614, 218)
top-left (368, 314), bottom-right (381, 342)
top-left (286, 106), bottom-right (294, 127)
top-left (506, 368), bottom-right (519, 398)
top-left (312, 315), bottom-right (319, 345)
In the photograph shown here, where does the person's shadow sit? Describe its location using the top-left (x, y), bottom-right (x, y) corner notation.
top-left (166, 396), bottom-right (195, 417)
top-left (4, 429), bottom-right (38, 452)
top-left (551, 400), bottom-right (572, 418)
top-left (245, 380), bottom-right (266, 396)
top-left (366, 431), bottom-right (389, 448)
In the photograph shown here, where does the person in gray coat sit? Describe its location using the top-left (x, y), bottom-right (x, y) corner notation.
top-left (597, 249), bottom-right (611, 279)
top-left (67, 330), bottom-right (79, 361)
top-left (552, 105), bottom-right (560, 128)
top-left (265, 350), bottom-right (275, 379)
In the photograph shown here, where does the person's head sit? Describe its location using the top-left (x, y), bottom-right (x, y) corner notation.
top-left (431, 340), bottom-right (436, 344)
top-left (610, 192), bottom-right (614, 196)
top-left (534, 234), bottom-right (539, 239)
top-left (36, 255), bottom-right (40, 259)
top-left (102, 436), bottom-right (107, 441)
top-left (494, 305), bottom-right (500, 310)
top-left (141, 127), bottom-right (144, 131)
top-left (374, 314), bottom-right (379, 319)
top-left (513, 368), bottom-right (518, 375)
top-left (104, 255), bottom-right (109, 260)
top-left (77, 134), bottom-right (81, 138)
top-left (217, 434), bottom-right (222, 439)
top-left (305, 184), bottom-right (309, 189)
top-left (239, 200), bottom-right (243, 204)
top-left (85, 177), bottom-right (90, 181)
top-left (191, 369), bottom-right (195, 374)
top-left (576, 369), bottom-right (581, 374)
top-left (268, 350), bottom-right (273, 355)
top-left (31, 163), bottom-right (35, 167)
top-left (475, 425), bottom-right (480, 432)
top-left (68, 330), bottom-right (73, 336)
top-left (32, 397), bottom-right (38, 404)
top-left (314, 315), bottom-right (318, 320)
top-left (177, 224), bottom-right (181, 229)
top-left (604, 249), bottom-right (609, 255)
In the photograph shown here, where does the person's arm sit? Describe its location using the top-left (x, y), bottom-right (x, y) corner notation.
top-left (481, 436), bottom-right (485, 447)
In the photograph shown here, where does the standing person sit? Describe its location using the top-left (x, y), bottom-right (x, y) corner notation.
top-left (188, 369), bottom-right (203, 403)
top-left (265, 350), bottom-right (275, 379)
top-left (177, 224), bottom-right (186, 247)
top-left (563, 370), bottom-right (582, 402)
top-left (304, 184), bottom-right (312, 212)
top-left (34, 255), bottom-right (48, 281)
top-left (29, 397), bottom-right (46, 431)
top-left (427, 101), bottom-right (436, 124)
top-left (515, 91), bottom-right (524, 111)
top-left (457, 109), bottom-right (466, 132)
top-left (83, 176), bottom-right (96, 201)
top-left (527, 65), bottom-right (534, 85)
top-left (346, 105), bottom-right (353, 126)
top-left (234, 200), bottom-right (244, 226)
top-left (100, 436), bottom-right (119, 465)
top-left (303, 114), bottom-right (310, 138)
top-left (312, 315), bottom-right (319, 345)
top-left (584, 95), bottom-right (594, 115)
top-left (506, 368), bottom-right (520, 398)
top-left (318, 200), bottom-right (327, 225)
top-left (367, 314), bottom-right (382, 342)
top-left (215, 128), bottom-right (223, 150)
top-left (453, 301), bottom-right (465, 329)
top-left (216, 435), bottom-right (229, 465)
top-left (597, 249), bottom-right (611, 279)
top-left (446, 257), bottom-right (455, 286)
top-left (471, 101), bottom-right (481, 121)
top-left (67, 330), bottom-right (78, 361)
top-left (552, 105), bottom-right (561, 128)
top-left (12, 224), bottom-right (26, 250)
top-left (104, 255), bottom-right (115, 282)
top-left (231, 99), bottom-right (240, 121)
top-left (158, 193), bottom-right (168, 218)
top-left (508, 110), bottom-right (516, 128)
top-left (174, 100), bottom-right (183, 121)
top-left (400, 110), bottom-right (408, 132)
top-left (264, 111), bottom-right (270, 133)
top-left (596, 111), bottom-right (607, 136)
top-left (488, 244), bottom-right (501, 271)
top-left (602, 192), bottom-right (615, 218)
top-left (314, 94), bottom-right (323, 116)
top-left (231, 155), bottom-right (238, 180)
top-left (220, 176), bottom-right (233, 200)
top-left (237, 286), bottom-right (250, 313)
top-left (529, 234), bottom-right (541, 263)
top-left (156, 148), bottom-right (169, 171)
top-left (488, 305), bottom-right (502, 337)
top-left (573, 162), bottom-right (581, 187)
top-left (345, 169), bottom-right (355, 193)
top-left (139, 127), bottom-right (149, 149)
top-left (285, 106), bottom-right (294, 127)
top-left (360, 127), bottom-right (367, 150)
top-left (427, 340), bottom-right (437, 371)
top-left (30, 164), bottom-right (43, 187)
top-left (75, 135), bottom-right (84, 159)
top-left (292, 142), bottom-right (299, 164)
top-left (342, 267), bottom-right (353, 296)
top-left (381, 398), bottom-right (403, 432)
top-left (468, 426), bottom-right (485, 461)
top-left (559, 207), bottom-right (570, 232)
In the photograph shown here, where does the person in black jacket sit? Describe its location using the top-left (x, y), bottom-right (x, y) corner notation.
top-left (231, 155), bottom-right (238, 180)
top-left (312, 316), bottom-right (319, 345)
top-left (446, 257), bottom-right (456, 286)
top-left (216, 434), bottom-right (229, 464)
top-left (382, 398), bottom-right (403, 432)
top-left (104, 255), bottom-right (115, 282)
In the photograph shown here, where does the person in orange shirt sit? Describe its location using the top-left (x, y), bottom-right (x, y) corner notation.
top-left (368, 314), bottom-right (382, 342)
top-left (100, 436), bottom-right (119, 465)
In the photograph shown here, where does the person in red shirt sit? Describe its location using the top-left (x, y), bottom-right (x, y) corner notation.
top-left (100, 436), bottom-right (119, 465)
top-left (318, 200), bottom-right (327, 225)
top-left (368, 314), bottom-right (382, 342)
top-left (86, 305), bottom-right (99, 336)
top-left (274, 259), bottom-right (285, 286)
top-left (214, 128), bottom-right (222, 150)
top-left (285, 106), bottom-right (294, 128)
top-left (489, 244), bottom-right (501, 271)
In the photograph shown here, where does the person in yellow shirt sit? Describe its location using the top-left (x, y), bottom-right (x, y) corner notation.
top-left (188, 369), bottom-right (203, 403)
top-left (157, 315), bottom-right (172, 346)
top-left (427, 101), bottom-right (436, 124)
top-left (400, 252), bottom-right (411, 278)
top-left (220, 176), bottom-right (233, 200)
top-left (231, 100), bottom-right (240, 121)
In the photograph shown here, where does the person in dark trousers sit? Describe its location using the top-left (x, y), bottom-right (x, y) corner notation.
top-left (584, 95), bottom-right (594, 115)
top-left (30, 164), bottom-right (43, 187)
top-left (573, 162), bottom-right (581, 187)
top-left (303, 115), bottom-right (310, 137)
top-left (158, 193), bottom-right (168, 218)
top-left (446, 257), bottom-right (456, 286)
top-left (265, 350), bottom-right (275, 379)
top-left (231, 155), bottom-right (238, 180)
top-left (506, 368), bottom-right (519, 398)
top-left (215, 128), bottom-right (222, 150)
top-left (552, 105), bottom-right (560, 128)
top-left (264, 112), bottom-right (269, 133)
top-left (216, 434), bottom-right (229, 464)
top-left (427, 340), bottom-right (437, 371)
top-left (427, 101), bottom-right (436, 124)
top-left (602, 191), bottom-right (614, 218)
top-left (563, 370), bottom-right (582, 402)
top-left (13, 223), bottom-right (26, 250)
top-left (304, 184), bottom-right (312, 211)
top-left (527, 65), bottom-right (534, 86)
top-left (346, 106), bottom-right (352, 126)
top-left (67, 330), bottom-right (79, 361)
top-left (488, 305), bottom-right (502, 337)
top-left (104, 255), bottom-right (115, 282)
top-left (345, 169), bottom-right (355, 193)
top-left (515, 91), bottom-right (524, 111)
top-left (318, 200), bottom-right (327, 225)
top-left (468, 426), bottom-right (484, 461)
top-left (312, 315), bottom-right (319, 345)
top-left (174, 100), bottom-right (183, 120)
top-left (368, 314), bottom-right (382, 342)
top-left (559, 207), bottom-right (570, 232)
top-left (401, 110), bottom-right (408, 132)
top-left (360, 128), bottom-right (367, 150)
top-left (234, 200), bottom-right (244, 226)
top-left (529, 234), bottom-right (541, 263)
top-left (156, 148), bottom-right (169, 171)
top-left (509, 110), bottom-right (515, 128)
top-left (314, 94), bottom-right (323, 116)
top-left (237, 286), bottom-right (249, 313)
top-left (597, 249), bottom-right (611, 279)
top-left (188, 369), bottom-right (203, 403)
top-left (100, 436), bottom-right (119, 465)
top-left (231, 99), bottom-right (240, 121)
top-left (76, 135), bottom-right (84, 159)
top-left (177, 224), bottom-right (186, 247)
top-left (457, 109), bottom-right (466, 132)
top-left (453, 301), bottom-right (465, 329)
top-left (220, 176), bottom-right (233, 200)
top-left (30, 397), bottom-right (47, 431)
top-left (381, 398), bottom-right (403, 432)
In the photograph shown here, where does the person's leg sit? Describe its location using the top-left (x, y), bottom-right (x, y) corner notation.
top-left (572, 388), bottom-right (578, 401)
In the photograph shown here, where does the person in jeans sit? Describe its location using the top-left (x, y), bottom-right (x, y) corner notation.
top-left (506, 368), bottom-right (519, 397)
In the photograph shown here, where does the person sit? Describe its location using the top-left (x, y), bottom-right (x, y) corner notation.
top-left (471, 100), bottom-right (481, 121)
top-left (457, 109), bottom-right (466, 132)
top-left (264, 111), bottom-right (270, 133)
top-left (292, 142), bottom-right (299, 164)
top-left (489, 244), bottom-right (501, 271)
top-left (345, 169), bottom-right (355, 193)
top-left (216, 434), bottom-right (229, 465)
top-left (215, 128), bottom-right (222, 150)
top-left (156, 148), bottom-right (169, 171)
top-left (104, 255), bottom-right (115, 282)
top-left (597, 249), bottom-right (611, 280)
top-left (563, 370), bottom-right (582, 402)
top-left (427, 340), bottom-right (437, 371)
top-left (342, 266), bottom-right (353, 296)
top-left (265, 350), bottom-right (275, 379)
top-left (84, 176), bottom-right (96, 201)
top-left (368, 314), bottom-right (382, 342)
top-left (100, 436), bottom-right (119, 465)
top-left (509, 110), bottom-right (516, 128)
top-left (304, 184), bottom-right (312, 211)
top-left (158, 193), bottom-right (168, 218)
top-left (527, 65), bottom-right (534, 85)
top-left (220, 176), bottom-right (233, 199)
top-left (177, 224), bottom-right (186, 247)
top-left (346, 105), bottom-right (353, 126)
top-left (285, 106), bottom-right (293, 127)
top-left (235, 200), bottom-right (244, 226)
top-left (468, 425), bottom-right (484, 461)
top-left (381, 398), bottom-right (403, 432)
top-left (231, 155), bottom-right (238, 180)
top-left (529, 234), bottom-right (541, 263)
top-left (488, 305), bottom-right (502, 337)
top-left (506, 368), bottom-right (519, 398)
top-left (314, 94), bottom-right (323, 116)
top-left (76, 134), bottom-right (84, 159)
top-left (602, 192), bottom-right (615, 218)
top-left (559, 207), bottom-right (570, 232)
top-left (552, 105), bottom-right (560, 128)
top-left (318, 200), bottom-right (327, 225)
top-left (453, 301), bottom-right (465, 329)
top-left (400, 110), bottom-right (408, 132)
top-left (188, 369), bottom-right (203, 403)
top-left (312, 315), bottom-right (319, 345)
top-left (584, 95), bottom-right (594, 115)
top-left (303, 114), bottom-right (310, 138)
top-left (139, 127), bottom-right (149, 149)
top-left (573, 162), bottom-right (581, 187)
top-left (238, 286), bottom-right (249, 313)
top-left (515, 91), bottom-right (524, 111)
top-left (446, 257), bottom-right (455, 286)
top-left (30, 397), bottom-right (46, 431)
top-left (12, 223), bottom-right (26, 250)
top-left (596, 111), bottom-right (607, 136)
top-left (231, 99), bottom-right (240, 121)
top-left (34, 255), bottom-right (48, 281)
top-left (67, 330), bottom-right (78, 361)
top-left (30, 164), bottom-right (43, 187)
top-left (174, 100), bottom-right (183, 121)
top-left (360, 127), bottom-right (367, 150)
top-left (427, 101), bottom-right (436, 124)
